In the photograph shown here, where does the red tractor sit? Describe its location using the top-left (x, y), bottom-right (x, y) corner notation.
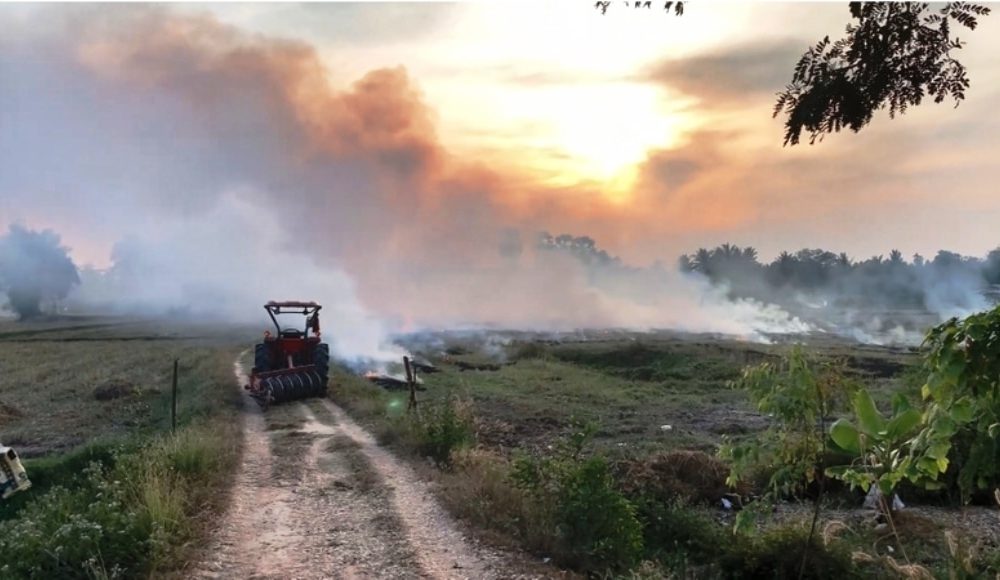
top-left (245, 301), bottom-right (330, 408)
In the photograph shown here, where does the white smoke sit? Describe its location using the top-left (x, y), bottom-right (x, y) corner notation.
top-left (65, 193), bottom-right (406, 363)
top-left (0, 6), bottom-right (866, 353)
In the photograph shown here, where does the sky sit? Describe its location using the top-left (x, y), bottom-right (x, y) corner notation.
top-left (191, 1), bottom-right (1000, 264)
top-left (3, 2), bottom-right (1000, 266)
top-left (1, 2), bottom-right (999, 339)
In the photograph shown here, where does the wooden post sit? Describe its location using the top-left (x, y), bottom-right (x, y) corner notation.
top-left (403, 356), bottom-right (417, 412)
top-left (171, 358), bottom-right (179, 433)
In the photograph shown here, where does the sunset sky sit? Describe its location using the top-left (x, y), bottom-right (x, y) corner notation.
top-left (3, 2), bottom-right (1000, 271)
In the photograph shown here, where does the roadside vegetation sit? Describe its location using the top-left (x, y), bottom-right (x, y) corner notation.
top-left (0, 318), bottom-right (250, 578)
top-left (334, 317), bottom-right (1000, 578)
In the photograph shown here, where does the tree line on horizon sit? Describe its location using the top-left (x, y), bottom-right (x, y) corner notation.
top-left (536, 232), bottom-right (998, 315)
top-left (678, 243), bottom-right (1000, 311)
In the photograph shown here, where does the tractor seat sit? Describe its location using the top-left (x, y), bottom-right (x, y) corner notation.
top-left (280, 329), bottom-right (304, 338)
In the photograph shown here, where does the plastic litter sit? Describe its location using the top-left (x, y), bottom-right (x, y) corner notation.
top-left (863, 486), bottom-right (905, 510)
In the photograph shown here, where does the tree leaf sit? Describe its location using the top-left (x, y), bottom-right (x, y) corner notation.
top-left (830, 419), bottom-right (862, 454)
top-left (853, 389), bottom-right (886, 436)
top-left (891, 393), bottom-right (911, 415)
top-left (887, 408), bottom-right (922, 440)
top-left (951, 397), bottom-right (975, 423)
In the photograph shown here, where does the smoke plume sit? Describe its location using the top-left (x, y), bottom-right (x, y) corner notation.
top-left (2, 6), bottom-right (977, 355)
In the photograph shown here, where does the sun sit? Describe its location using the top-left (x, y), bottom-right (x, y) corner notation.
top-left (539, 83), bottom-right (686, 183)
top-left (437, 81), bottom-right (691, 203)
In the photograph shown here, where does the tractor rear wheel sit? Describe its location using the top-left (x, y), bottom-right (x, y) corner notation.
top-left (254, 343), bottom-right (270, 373)
top-left (313, 342), bottom-right (330, 393)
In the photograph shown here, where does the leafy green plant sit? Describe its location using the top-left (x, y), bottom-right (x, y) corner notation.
top-left (920, 306), bottom-right (1000, 501)
top-left (511, 420), bottom-right (644, 572)
top-left (722, 347), bottom-right (847, 533)
top-left (412, 398), bottom-right (475, 466)
top-left (826, 390), bottom-right (930, 502)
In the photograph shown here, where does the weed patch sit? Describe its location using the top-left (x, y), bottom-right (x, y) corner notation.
top-left (617, 450), bottom-right (733, 506)
top-left (511, 422), bottom-right (644, 572)
top-left (718, 522), bottom-right (859, 579)
top-left (0, 421), bottom-right (237, 578)
top-left (410, 399), bottom-right (475, 466)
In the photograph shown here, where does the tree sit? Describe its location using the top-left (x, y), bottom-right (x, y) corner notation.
top-left (775, 3), bottom-right (990, 145)
top-left (597, 2), bottom-right (990, 145)
top-left (0, 224), bottom-right (80, 319)
top-left (836, 252), bottom-right (852, 268)
top-left (889, 249), bottom-right (905, 266)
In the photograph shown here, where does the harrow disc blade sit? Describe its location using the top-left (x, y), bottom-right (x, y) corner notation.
top-left (260, 369), bottom-right (327, 404)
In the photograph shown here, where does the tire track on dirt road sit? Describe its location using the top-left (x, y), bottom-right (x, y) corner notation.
top-left (316, 398), bottom-right (516, 580)
top-left (193, 355), bottom-right (529, 579)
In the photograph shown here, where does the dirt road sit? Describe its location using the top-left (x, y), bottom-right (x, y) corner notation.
top-left (193, 358), bottom-right (524, 579)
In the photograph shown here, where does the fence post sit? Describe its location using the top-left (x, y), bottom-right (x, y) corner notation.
top-left (403, 356), bottom-right (417, 412)
top-left (171, 358), bottom-right (179, 433)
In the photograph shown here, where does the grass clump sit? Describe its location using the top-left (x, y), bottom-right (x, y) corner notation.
top-left (633, 496), bottom-right (724, 565)
top-left (509, 341), bottom-right (550, 361)
top-left (410, 398), bottom-right (475, 466)
top-left (436, 448), bottom-right (546, 545)
top-left (0, 422), bottom-right (236, 579)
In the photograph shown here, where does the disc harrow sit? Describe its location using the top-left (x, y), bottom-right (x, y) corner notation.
top-left (255, 368), bottom-right (327, 406)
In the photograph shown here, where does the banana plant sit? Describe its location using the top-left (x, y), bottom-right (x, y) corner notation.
top-left (826, 389), bottom-right (930, 502)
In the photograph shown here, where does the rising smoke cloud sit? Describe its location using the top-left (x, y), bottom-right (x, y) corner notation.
top-left (3, 5), bottom-right (964, 356)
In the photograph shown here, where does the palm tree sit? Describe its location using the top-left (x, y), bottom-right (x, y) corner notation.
top-left (692, 248), bottom-right (713, 274)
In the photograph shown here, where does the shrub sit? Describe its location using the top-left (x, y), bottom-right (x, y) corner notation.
top-left (920, 306), bottom-right (1000, 501)
top-left (412, 399), bottom-right (475, 466)
top-left (617, 450), bottom-right (732, 506)
top-left (511, 421), bottom-right (644, 573)
top-left (436, 448), bottom-right (559, 556)
top-left (555, 456), bottom-right (643, 571)
top-left (633, 496), bottom-right (724, 563)
top-left (718, 522), bottom-right (859, 580)
top-left (510, 341), bottom-right (549, 361)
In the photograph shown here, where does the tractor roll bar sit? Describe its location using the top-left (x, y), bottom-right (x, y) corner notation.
top-left (263, 302), bottom-right (322, 336)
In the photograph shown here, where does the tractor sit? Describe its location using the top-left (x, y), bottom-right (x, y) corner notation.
top-left (245, 301), bottom-right (330, 408)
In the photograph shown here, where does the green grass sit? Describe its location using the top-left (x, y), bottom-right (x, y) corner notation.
top-left (334, 329), bottom-right (932, 578)
top-left (335, 330), bottom-right (923, 459)
top-left (0, 316), bottom-right (250, 578)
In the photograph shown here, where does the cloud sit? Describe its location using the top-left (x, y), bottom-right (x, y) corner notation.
top-left (644, 40), bottom-right (805, 106)
top-left (217, 3), bottom-right (458, 48)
